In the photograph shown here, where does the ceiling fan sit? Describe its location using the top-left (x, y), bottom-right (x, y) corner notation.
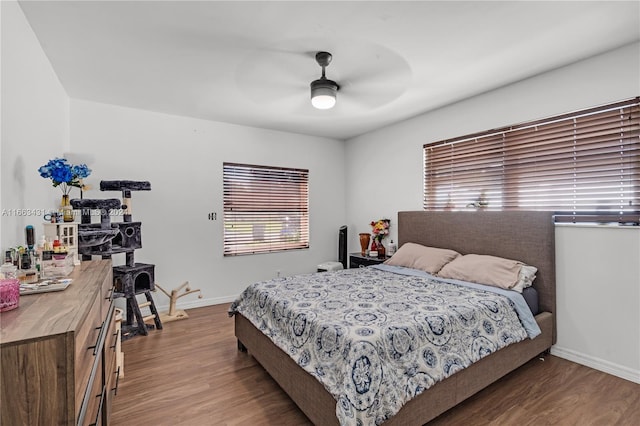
top-left (310, 51), bottom-right (339, 110)
top-left (235, 40), bottom-right (411, 112)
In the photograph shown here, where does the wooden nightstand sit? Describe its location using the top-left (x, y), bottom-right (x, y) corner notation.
top-left (349, 252), bottom-right (388, 268)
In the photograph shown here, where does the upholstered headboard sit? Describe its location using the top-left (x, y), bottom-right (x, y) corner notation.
top-left (398, 211), bottom-right (556, 335)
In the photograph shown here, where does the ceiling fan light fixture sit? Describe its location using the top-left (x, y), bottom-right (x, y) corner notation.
top-left (310, 78), bottom-right (338, 110)
top-left (310, 51), bottom-right (339, 110)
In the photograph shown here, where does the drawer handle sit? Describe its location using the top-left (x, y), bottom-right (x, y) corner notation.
top-left (87, 324), bottom-right (104, 352)
top-left (105, 286), bottom-right (114, 301)
top-left (113, 366), bottom-right (121, 395)
top-left (110, 329), bottom-right (121, 350)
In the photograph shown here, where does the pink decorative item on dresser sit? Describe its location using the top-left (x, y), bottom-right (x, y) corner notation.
top-left (0, 278), bottom-right (20, 312)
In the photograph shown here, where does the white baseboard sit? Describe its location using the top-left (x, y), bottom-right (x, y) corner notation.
top-left (551, 345), bottom-right (640, 384)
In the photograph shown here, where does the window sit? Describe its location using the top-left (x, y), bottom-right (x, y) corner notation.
top-left (223, 162), bottom-right (309, 256)
top-left (424, 97), bottom-right (640, 224)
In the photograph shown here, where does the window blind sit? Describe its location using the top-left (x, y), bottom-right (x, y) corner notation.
top-left (424, 97), bottom-right (640, 224)
top-left (223, 162), bottom-right (309, 256)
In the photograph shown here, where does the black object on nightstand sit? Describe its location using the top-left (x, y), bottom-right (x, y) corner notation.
top-left (349, 252), bottom-right (388, 268)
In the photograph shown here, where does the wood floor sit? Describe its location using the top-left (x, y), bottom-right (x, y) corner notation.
top-left (111, 304), bottom-right (639, 426)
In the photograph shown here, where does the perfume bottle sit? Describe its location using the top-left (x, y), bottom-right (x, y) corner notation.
top-left (25, 225), bottom-right (35, 251)
top-left (20, 252), bottom-right (31, 270)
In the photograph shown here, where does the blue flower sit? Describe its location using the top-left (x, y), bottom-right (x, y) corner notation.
top-left (38, 157), bottom-right (92, 195)
top-left (72, 164), bottom-right (91, 178)
top-left (51, 164), bottom-right (73, 183)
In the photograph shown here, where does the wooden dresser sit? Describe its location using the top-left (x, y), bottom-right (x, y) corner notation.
top-left (1, 260), bottom-right (119, 425)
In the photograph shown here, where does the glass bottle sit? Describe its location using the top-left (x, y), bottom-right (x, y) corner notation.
top-left (370, 239), bottom-right (378, 258)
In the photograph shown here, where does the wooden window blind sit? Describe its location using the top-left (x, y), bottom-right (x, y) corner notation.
top-left (223, 162), bottom-right (309, 256)
top-left (424, 97), bottom-right (640, 224)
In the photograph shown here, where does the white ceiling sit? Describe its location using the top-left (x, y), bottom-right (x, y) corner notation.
top-left (18, 1), bottom-right (640, 140)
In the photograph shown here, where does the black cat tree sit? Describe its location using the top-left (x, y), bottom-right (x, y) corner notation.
top-left (72, 180), bottom-right (162, 339)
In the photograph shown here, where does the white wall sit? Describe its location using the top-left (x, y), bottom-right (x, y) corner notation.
top-left (1, 1), bottom-right (70, 249)
top-left (555, 225), bottom-right (640, 383)
top-left (69, 100), bottom-right (346, 307)
top-left (344, 42), bottom-right (640, 382)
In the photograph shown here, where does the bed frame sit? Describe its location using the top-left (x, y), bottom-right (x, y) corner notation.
top-left (234, 211), bottom-right (556, 425)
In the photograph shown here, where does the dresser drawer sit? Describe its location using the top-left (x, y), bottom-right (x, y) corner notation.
top-left (79, 304), bottom-right (114, 426)
top-left (103, 304), bottom-right (119, 422)
top-left (81, 355), bottom-right (105, 426)
top-left (349, 253), bottom-right (387, 268)
top-left (100, 271), bottom-right (114, 316)
top-left (74, 292), bottom-right (103, 410)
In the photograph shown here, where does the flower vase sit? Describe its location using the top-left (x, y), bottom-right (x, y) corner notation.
top-left (377, 240), bottom-right (386, 259)
top-left (359, 233), bottom-right (371, 256)
top-left (61, 194), bottom-right (73, 222)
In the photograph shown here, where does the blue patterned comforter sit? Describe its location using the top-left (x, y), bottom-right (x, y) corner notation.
top-left (229, 266), bottom-right (532, 425)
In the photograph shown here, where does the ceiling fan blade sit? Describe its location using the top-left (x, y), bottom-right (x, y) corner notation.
top-left (338, 73), bottom-right (411, 109)
top-left (235, 48), bottom-right (321, 105)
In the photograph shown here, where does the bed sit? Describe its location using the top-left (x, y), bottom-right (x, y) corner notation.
top-left (230, 211), bottom-right (555, 425)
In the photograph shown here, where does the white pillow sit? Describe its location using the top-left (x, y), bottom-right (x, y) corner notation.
top-left (512, 264), bottom-right (538, 293)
